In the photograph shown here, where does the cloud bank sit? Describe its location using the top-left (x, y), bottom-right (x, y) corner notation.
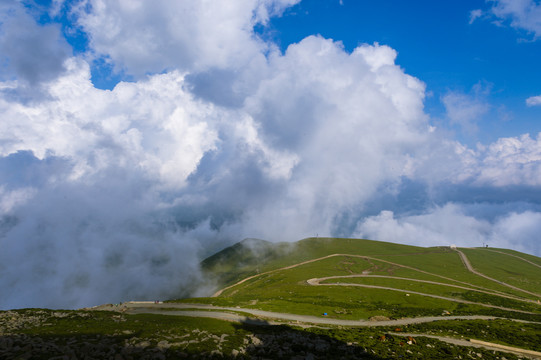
top-left (355, 204), bottom-right (541, 256)
top-left (1, 0), bottom-right (541, 309)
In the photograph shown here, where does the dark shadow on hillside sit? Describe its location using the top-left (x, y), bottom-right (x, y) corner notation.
top-left (233, 318), bottom-right (383, 359)
top-left (0, 324), bottom-right (385, 360)
top-left (232, 319), bottom-right (529, 360)
top-left (1, 321), bottom-right (522, 359)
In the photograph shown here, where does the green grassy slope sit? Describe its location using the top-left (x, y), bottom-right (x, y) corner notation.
top-left (203, 237), bottom-right (443, 287)
top-left (484, 248), bottom-right (541, 267)
top-left (375, 250), bottom-right (540, 299)
top-left (201, 238), bottom-right (294, 287)
top-left (188, 238), bottom-right (541, 322)
top-left (460, 248), bottom-right (541, 295)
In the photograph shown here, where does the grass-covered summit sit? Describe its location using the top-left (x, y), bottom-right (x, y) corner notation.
top-left (195, 237), bottom-right (541, 321)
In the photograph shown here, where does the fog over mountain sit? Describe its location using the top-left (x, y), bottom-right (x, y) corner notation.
top-left (1, 0), bottom-right (540, 309)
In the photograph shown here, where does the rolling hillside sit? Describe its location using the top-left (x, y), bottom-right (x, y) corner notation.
top-left (196, 237), bottom-right (541, 322)
top-left (3, 237), bottom-right (541, 359)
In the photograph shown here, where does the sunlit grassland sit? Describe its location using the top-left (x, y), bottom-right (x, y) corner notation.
top-left (290, 237), bottom-right (430, 257)
top-left (460, 248), bottom-right (541, 295)
top-left (319, 277), bottom-right (541, 313)
top-left (374, 250), bottom-right (537, 299)
top-left (194, 238), bottom-right (541, 322)
top-left (203, 237), bottom-right (440, 288)
top-left (184, 254), bottom-right (541, 320)
top-left (216, 285), bottom-right (481, 320)
top-left (484, 248), bottom-right (541, 267)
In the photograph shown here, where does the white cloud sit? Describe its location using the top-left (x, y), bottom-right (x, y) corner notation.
top-left (0, 181), bottom-right (207, 309)
top-left (469, 9), bottom-right (483, 24)
top-left (475, 133), bottom-right (541, 186)
top-left (0, 58), bottom-right (222, 190)
top-left (355, 204), bottom-right (541, 255)
top-left (355, 204), bottom-right (490, 248)
top-left (526, 94), bottom-right (541, 106)
top-left (412, 132), bottom-right (541, 187)
top-left (239, 36), bottom-right (431, 241)
top-left (75, 0), bottom-right (300, 77)
top-left (488, 0), bottom-right (541, 38)
top-left (491, 211), bottom-right (541, 254)
top-left (442, 90), bottom-right (490, 134)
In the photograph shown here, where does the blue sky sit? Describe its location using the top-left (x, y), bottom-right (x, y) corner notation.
top-left (266, 0), bottom-right (541, 144)
top-left (1, 0), bottom-right (541, 308)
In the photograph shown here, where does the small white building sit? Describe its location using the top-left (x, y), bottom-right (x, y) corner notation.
top-left (450, 244), bottom-right (457, 249)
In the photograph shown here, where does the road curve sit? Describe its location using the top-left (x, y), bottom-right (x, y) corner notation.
top-left (306, 279), bottom-right (537, 314)
top-left (213, 253), bottom-right (509, 297)
top-left (307, 274), bottom-right (538, 304)
top-left (93, 302), bottom-right (541, 359)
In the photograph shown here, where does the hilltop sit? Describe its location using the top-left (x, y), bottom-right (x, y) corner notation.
top-left (1, 237), bottom-right (541, 359)
top-left (198, 237), bottom-right (541, 321)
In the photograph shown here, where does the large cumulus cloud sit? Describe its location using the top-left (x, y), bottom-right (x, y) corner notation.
top-left (239, 37), bottom-right (430, 239)
top-left (75, 0), bottom-right (300, 76)
top-left (1, 0), bottom-right (541, 309)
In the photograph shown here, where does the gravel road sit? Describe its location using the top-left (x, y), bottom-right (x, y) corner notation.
top-left (456, 249), bottom-right (541, 298)
top-left (98, 302), bottom-right (502, 327)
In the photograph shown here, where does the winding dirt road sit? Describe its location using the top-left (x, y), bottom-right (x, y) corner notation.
top-left (307, 277), bottom-right (536, 314)
top-left (455, 249), bottom-right (541, 298)
top-left (213, 253), bottom-right (519, 298)
top-left (309, 274), bottom-right (537, 303)
top-left (100, 302), bottom-right (502, 327)
top-left (91, 302), bottom-right (541, 359)
top-left (96, 249), bottom-right (541, 359)
top-left (212, 251), bottom-right (540, 311)
top-left (90, 300), bottom-right (541, 358)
